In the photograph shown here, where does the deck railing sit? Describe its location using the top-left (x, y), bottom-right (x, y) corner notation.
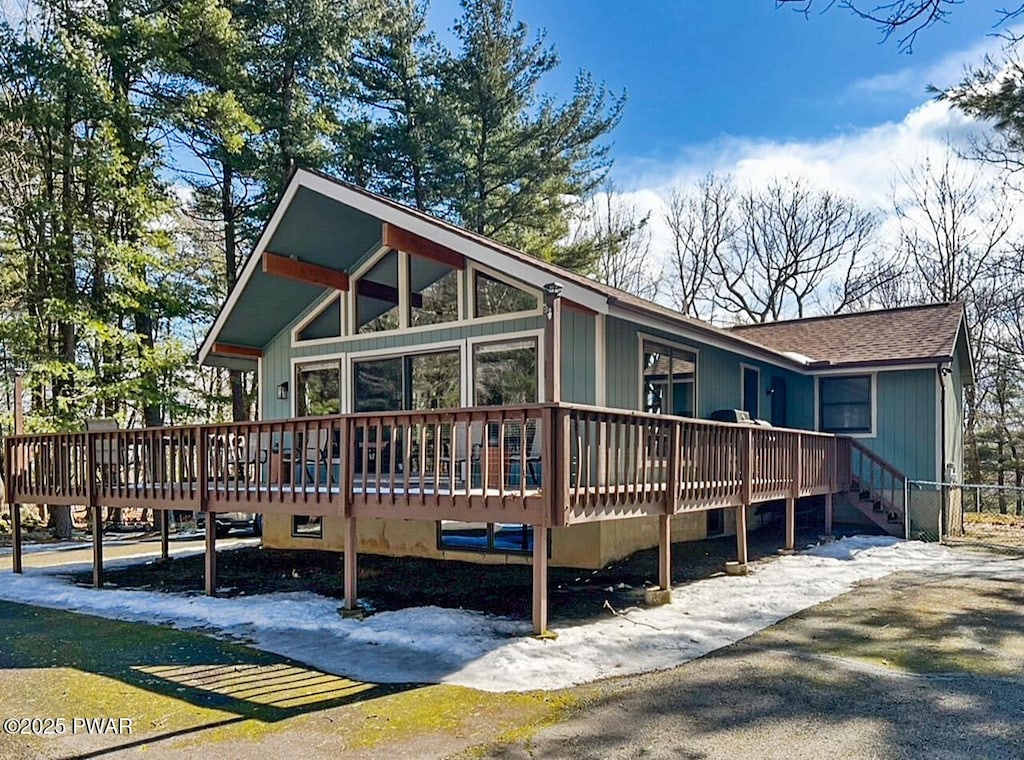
top-left (3, 403), bottom-right (850, 527)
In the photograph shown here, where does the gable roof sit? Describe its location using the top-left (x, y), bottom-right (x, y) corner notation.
top-left (729, 303), bottom-right (970, 375)
top-left (198, 168), bottom-right (810, 371)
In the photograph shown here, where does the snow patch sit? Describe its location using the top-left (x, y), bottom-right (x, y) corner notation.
top-left (0, 536), bottom-right (1018, 692)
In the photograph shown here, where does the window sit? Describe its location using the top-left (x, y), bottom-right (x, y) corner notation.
top-left (297, 295), bottom-right (342, 341)
top-left (410, 256), bottom-right (459, 327)
top-left (353, 350), bottom-right (460, 413)
top-left (473, 338), bottom-right (539, 405)
top-left (474, 271), bottom-right (538, 317)
top-left (292, 515), bottom-right (322, 538)
top-left (820, 375), bottom-right (872, 434)
top-left (438, 521), bottom-right (535, 554)
top-left (742, 366), bottom-right (760, 419)
top-left (296, 362), bottom-right (341, 416)
top-left (642, 341), bottom-right (697, 417)
top-left (355, 250), bottom-right (400, 333)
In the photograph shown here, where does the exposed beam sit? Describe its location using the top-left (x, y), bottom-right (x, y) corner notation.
top-left (211, 342), bottom-right (263, 359)
top-left (383, 223), bottom-right (466, 270)
top-left (357, 279), bottom-right (424, 309)
top-left (263, 251), bottom-right (350, 291)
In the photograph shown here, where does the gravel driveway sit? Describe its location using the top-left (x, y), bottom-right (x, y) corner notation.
top-left (486, 557), bottom-right (1024, 760)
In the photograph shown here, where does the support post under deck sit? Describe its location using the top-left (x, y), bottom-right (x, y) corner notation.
top-left (532, 526), bottom-right (549, 635)
top-left (343, 517), bottom-right (357, 610)
top-left (92, 506), bottom-right (103, 588)
top-left (785, 496), bottom-right (796, 551)
top-left (658, 514), bottom-right (671, 593)
top-left (159, 509), bottom-right (170, 561)
top-left (10, 499), bottom-right (22, 575)
top-left (735, 504), bottom-right (749, 566)
top-left (824, 492), bottom-right (833, 536)
top-left (204, 513), bottom-right (216, 596)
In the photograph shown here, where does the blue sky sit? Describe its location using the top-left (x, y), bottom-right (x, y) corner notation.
top-left (428, 1), bottom-right (1003, 188)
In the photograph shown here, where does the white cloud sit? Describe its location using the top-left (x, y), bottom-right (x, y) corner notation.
top-left (849, 26), bottom-right (1022, 96)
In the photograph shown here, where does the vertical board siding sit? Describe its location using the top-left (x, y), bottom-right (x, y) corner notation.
top-left (863, 369), bottom-right (936, 482)
top-left (261, 314), bottom-right (545, 421)
top-left (602, 316), bottom-right (814, 427)
top-left (560, 309), bottom-right (596, 404)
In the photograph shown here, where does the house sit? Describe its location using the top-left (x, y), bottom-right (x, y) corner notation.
top-left (3, 168), bottom-right (972, 634)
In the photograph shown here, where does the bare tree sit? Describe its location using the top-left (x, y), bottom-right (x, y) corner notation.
top-left (570, 182), bottom-right (659, 300)
top-left (778, 1), bottom-right (1024, 52)
top-left (893, 149), bottom-right (1012, 304)
top-left (664, 174), bottom-right (734, 321)
top-left (712, 177), bottom-right (878, 323)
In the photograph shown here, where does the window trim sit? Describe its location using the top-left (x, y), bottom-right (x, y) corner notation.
top-left (740, 363), bottom-right (761, 419)
top-left (467, 263), bottom-right (545, 324)
top-left (636, 333), bottom-right (700, 417)
top-left (468, 330), bottom-right (545, 404)
top-left (291, 353), bottom-right (348, 417)
top-left (436, 520), bottom-right (548, 557)
top-left (349, 345), bottom-right (465, 412)
top-left (291, 515), bottom-right (323, 539)
top-left (816, 373), bottom-right (877, 438)
top-left (290, 291), bottom-right (346, 347)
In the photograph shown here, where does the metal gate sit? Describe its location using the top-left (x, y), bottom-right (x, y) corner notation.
top-left (908, 480), bottom-right (1024, 551)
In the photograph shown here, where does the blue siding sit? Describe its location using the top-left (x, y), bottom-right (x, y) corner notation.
top-left (560, 308), bottom-right (596, 404)
top-left (603, 316), bottom-right (814, 429)
top-left (854, 369), bottom-right (937, 482)
top-left (261, 314), bottom-right (545, 421)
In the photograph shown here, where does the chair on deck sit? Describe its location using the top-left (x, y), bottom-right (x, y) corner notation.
top-left (303, 427), bottom-right (341, 486)
top-left (234, 431), bottom-right (270, 483)
top-left (446, 422), bottom-right (483, 486)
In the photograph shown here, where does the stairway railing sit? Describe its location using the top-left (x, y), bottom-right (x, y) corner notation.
top-left (850, 439), bottom-right (907, 534)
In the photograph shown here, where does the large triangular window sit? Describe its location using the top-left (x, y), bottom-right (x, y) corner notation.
top-left (297, 294), bottom-right (342, 341)
top-left (473, 271), bottom-right (538, 317)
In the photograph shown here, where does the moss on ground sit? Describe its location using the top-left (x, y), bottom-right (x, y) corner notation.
top-left (0, 601), bottom-right (576, 757)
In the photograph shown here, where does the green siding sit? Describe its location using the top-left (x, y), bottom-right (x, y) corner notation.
top-left (261, 314), bottom-right (545, 421)
top-left (560, 309), bottom-right (595, 404)
top-left (603, 316), bottom-right (814, 429)
top-left (857, 369), bottom-right (937, 482)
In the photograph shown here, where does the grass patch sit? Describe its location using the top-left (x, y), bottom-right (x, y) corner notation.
top-left (0, 601), bottom-right (578, 757)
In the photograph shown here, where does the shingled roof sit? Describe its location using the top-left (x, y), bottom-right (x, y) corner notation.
top-left (730, 303), bottom-right (967, 369)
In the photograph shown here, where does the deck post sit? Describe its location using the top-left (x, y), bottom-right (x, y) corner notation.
top-left (92, 506), bottom-right (103, 588)
top-left (824, 492), bottom-right (833, 536)
top-left (542, 283), bottom-right (563, 404)
top-left (204, 512), bottom-right (216, 596)
top-left (10, 374), bottom-right (24, 574)
top-left (343, 517), bottom-right (357, 610)
top-left (658, 514), bottom-right (671, 593)
top-left (159, 510), bottom-right (170, 561)
top-left (784, 497), bottom-right (796, 552)
top-left (532, 525), bottom-right (549, 635)
top-left (735, 504), bottom-right (749, 566)
top-left (10, 496), bottom-right (22, 575)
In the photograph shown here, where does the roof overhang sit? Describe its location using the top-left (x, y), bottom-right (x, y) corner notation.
top-left (199, 169), bottom-right (613, 369)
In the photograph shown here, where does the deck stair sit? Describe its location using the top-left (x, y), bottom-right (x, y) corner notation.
top-left (846, 440), bottom-right (906, 538)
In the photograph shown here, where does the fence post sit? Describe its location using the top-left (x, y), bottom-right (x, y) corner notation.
top-left (904, 478), bottom-right (911, 541)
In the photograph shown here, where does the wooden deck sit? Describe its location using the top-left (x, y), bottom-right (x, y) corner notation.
top-left (3, 403), bottom-right (853, 634)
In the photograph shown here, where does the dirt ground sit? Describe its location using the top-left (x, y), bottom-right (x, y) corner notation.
top-left (3, 546), bottom-right (1023, 759)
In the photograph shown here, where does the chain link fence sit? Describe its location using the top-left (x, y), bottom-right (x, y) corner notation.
top-left (908, 480), bottom-right (1024, 551)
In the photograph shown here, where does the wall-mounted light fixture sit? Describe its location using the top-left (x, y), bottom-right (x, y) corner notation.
top-left (276, 382), bottom-right (289, 400)
top-left (542, 282), bottom-right (563, 320)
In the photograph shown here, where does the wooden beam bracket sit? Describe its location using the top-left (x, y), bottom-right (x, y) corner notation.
top-left (263, 251), bottom-right (350, 291)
